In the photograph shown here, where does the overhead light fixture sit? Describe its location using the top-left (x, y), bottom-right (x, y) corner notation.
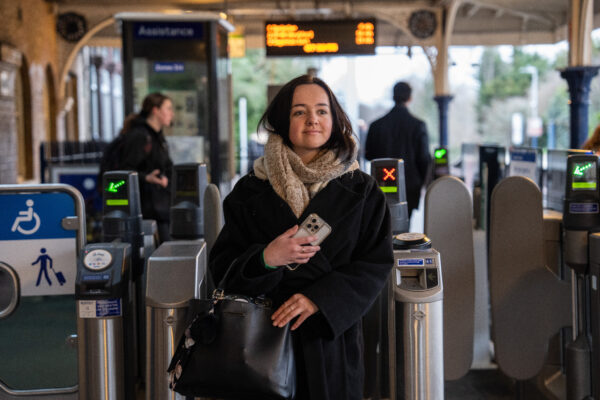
top-left (162, 9), bottom-right (184, 15)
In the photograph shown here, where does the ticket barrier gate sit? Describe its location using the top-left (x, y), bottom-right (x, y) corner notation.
top-left (424, 176), bottom-right (475, 382)
top-left (489, 176), bottom-right (571, 398)
top-left (478, 145), bottom-right (506, 233)
top-left (146, 240), bottom-right (207, 400)
top-left (79, 170), bottom-right (151, 399)
top-left (146, 164), bottom-right (219, 400)
top-left (75, 242), bottom-right (133, 400)
top-left (388, 233), bottom-right (444, 400)
top-left (562, 154), bottom-right (600, 400)
top-left (590, 234), bottom-right (600, 399)
top-left (0, 184), bottom-right (86, 400)
top-left (0, 263), bottom-right (18, 320)
top-left (364, 159), bottom-right (409, 399)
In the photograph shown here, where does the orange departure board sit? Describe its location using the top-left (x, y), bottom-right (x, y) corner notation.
top-left (265, 19), bottom-right (376, 56)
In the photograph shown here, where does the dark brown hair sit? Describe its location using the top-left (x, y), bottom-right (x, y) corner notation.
top-left (583, 124), bottom-right (600, 153)
top-left (120, 92), bottom-right (170, 134)
top-left (258, 75), bottom-right (356, 162)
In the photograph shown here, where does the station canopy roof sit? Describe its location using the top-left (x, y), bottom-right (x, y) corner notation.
top-left (53, 0), bottom-right (600, 48)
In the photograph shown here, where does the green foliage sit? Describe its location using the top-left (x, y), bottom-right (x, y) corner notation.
top-left (475, 46), bottom-right (575, 147)
top-left (478, 47), bottom-right (551, 106)
top-left (552, 48), bottom-right (568, 70)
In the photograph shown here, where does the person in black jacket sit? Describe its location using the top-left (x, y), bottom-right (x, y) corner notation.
top-left (209, 75), bottom-right (393, 400)
top-left (365, 81), bottom-right (432, 218)
top-left (119, 92), bottom-right (174, 243)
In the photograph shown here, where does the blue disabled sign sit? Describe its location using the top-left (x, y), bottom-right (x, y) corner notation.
top-left (0, 192), bottom-right (77, 296)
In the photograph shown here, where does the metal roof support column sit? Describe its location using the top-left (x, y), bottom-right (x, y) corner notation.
top-left (428, 0), bottom-right (460, 147)
top-left (433, 95), bottom-right (453, 147)
top-left (561, 66), bottom-right (599, 149)
top-left (561, 0), bottom-right (598, 149)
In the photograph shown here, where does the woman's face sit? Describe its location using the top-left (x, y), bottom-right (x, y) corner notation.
top-left (154, 99), bottom-right (174, 128)
top-left (288, 84), bottom-right (333, 163)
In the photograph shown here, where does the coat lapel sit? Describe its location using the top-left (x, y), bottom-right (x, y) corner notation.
top-left (239, 173), bottom-right (365, 239)
top-left (298, 177), bottom-right (364, 228)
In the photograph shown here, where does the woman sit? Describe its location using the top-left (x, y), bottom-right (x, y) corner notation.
top-left (120, 92), bottom-right (174, 242)
top-left (209, 75), bottom-right (393, 399)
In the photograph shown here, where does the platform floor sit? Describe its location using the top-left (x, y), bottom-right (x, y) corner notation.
top-left (446, 368), bottom-right (516, 399)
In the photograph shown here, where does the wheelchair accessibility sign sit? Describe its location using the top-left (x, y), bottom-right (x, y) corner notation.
top-left (0, 192), bottom-right (77, 296)
top-left (11, 199), bottom-right (41, 234)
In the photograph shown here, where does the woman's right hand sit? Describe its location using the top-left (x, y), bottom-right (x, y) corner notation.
top-left (146, 169), bottom-right (168, 188)
top-left (263, 225), bottom-right (320, 267)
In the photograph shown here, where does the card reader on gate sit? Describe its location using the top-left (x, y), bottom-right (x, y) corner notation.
top-left (76, 242), bottom-right (131, 300)
top-left (388, 232), bottom-right (444, 400)
top-left (393, 233), bottom-right (440, 291)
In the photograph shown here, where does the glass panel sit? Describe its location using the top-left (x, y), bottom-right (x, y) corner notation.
top-left (216, 27), bottom-right (233, 186)
top-left (132, 57), bottom-right (210, 165)
top-left (0, 295), bottom-right (77, 389)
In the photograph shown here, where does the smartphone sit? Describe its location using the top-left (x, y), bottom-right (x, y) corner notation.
top-left (292, 213), bottom-right (332, 246)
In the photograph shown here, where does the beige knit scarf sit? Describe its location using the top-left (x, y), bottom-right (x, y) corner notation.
top-left (254, 134), bottom-right (359, 217)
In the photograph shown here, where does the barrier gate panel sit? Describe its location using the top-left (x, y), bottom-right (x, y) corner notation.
top-left (489, 176), bottom-right (571, 380)
top-left (424, 176), bottom-right (475, 381)
top-left (0, 185), bottom-right (85, 399)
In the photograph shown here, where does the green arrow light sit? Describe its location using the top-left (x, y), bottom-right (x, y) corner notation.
top-left (434, 149), bottom-right (447, 159)
top-left (107, 180), bottom-right (125, 193)
top-left (573, 162), bottom-right (593, 177)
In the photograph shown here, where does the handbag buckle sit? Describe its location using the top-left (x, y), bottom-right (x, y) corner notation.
top-left (254, 296), bottom-right (272, 308)
top-left (212, 288), bottom-right (225, 301)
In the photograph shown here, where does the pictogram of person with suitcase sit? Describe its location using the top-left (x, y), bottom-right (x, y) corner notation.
top-left (32, 248), bottom-right (66, 286)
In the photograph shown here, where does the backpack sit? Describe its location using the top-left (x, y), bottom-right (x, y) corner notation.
top-left (98, 133), bottom-right (126, 183)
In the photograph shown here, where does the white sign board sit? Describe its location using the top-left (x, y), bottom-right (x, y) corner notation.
top-left (509, 149), bottom-right (538, 184)
top-left (527, 116), bottom-right (543, 138)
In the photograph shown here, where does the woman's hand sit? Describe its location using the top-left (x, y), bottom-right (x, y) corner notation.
top-left (272, 293), bottom-right (319, 330)
top-left (263, 225), bottom-right (320, 266)
top-left (146, 169), bottom-right (168, 188)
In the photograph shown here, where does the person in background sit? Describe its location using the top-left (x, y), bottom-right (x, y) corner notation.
top-left (209, 74), bottom-right (393, 399)
top-left (365, 81), bottom-right (432, 219)
top-left (583, 125), bottom-right (600, 155)
top-left (119, 92), bottom-right (174, 243)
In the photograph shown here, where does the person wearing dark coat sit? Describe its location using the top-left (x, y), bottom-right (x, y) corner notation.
top-left (365, 81), bottom-right (432, 218)
top-left (209, 75), bottom-right (394, 400)
top-left (119, 92), bottom-right (174, 243)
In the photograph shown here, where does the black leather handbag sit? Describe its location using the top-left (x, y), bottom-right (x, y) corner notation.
top-left (168, 263), bottom-right (296, 400)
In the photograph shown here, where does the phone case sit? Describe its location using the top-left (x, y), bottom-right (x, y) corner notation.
top-left (293, 213), bottom-right (332, 246)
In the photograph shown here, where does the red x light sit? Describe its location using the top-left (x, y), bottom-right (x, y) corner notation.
top-left (383, 168), bottom-right (396, 181)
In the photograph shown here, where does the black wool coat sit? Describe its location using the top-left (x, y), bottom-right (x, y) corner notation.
top-left (209, 169), bottom-right (394, 400)
top-left (120, 118), bottom-right (173, 222)
top-left (365, 105), bottom-right (432, 214)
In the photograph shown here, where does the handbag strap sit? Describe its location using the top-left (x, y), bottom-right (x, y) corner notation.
top-left (211, 258), bottom-right (238, 300)
top-left (211, 256), bottom-right (272, 308)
